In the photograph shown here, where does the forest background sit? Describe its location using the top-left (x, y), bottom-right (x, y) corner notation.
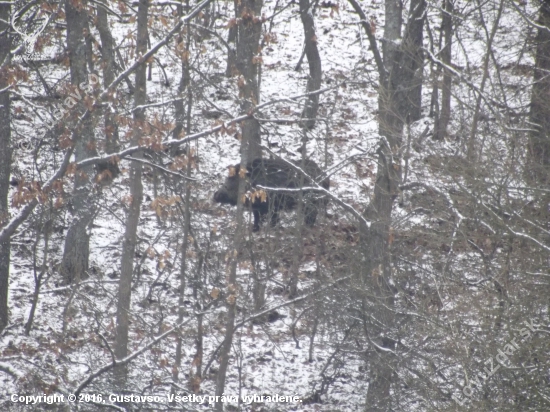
top-left (0, 0), bottom-right (550, 410)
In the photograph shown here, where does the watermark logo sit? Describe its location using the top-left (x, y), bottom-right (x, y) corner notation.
top-left (44, 73), bottom-right (100, 129)
top-left (11, 3), bottom-right (51, 62)
top-left (12, 36), bottom-right (44, 62)
top-left (452, 317), bottom-right (541, 406)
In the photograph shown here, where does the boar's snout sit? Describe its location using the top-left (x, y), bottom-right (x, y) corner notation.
top-left (213, 187), bottom-right (237, 205)
top-left (213, 189), bottom-right (225, 203)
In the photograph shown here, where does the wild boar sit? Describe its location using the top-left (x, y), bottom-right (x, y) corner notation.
top-left (214, 158), bottom-right (329, 231)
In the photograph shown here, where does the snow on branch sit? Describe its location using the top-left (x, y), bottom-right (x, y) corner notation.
top-left (72, 314), bottom-right (199, 396)
top-left (0, 147), bottom-right (74, 243)
top-left (0, 362), bottom-right (24, 380)
top-left (77, 86), bottom-right (338, 170)
top-left (260, 146), bottom-right (371, 228)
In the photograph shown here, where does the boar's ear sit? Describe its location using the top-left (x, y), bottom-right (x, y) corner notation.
top-left (228, 165), bottom-right (238, 177)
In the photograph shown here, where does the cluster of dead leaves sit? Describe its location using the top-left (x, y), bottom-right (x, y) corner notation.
top-left (150, 195), bottom-right (182, 219)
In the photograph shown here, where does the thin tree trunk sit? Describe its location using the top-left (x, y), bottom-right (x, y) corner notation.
top-left (527, 0), bottom-right (550, 185)
top-left (60, 0), bottom-right (97, 284)
top-left (234, 0), bottom-right (263, 159)
top-left (25, 208), bottom-right (52, 335)
top-left (252, 270), bottom-right (266, 313)
top-left (466, 0), bottom-right (504, 160)
top-left (433, 0), bottom-right (453, 141)
top-left (96, 0), bottom-right (121, 181)
top-left (428, 18), bottom-right (443, 118)
top-left (299, 0), bottom-right (322, 129)
top-left (172, 0), bottom-right (193, 392)
top-left (172, 1), bottom-right (190, 144)
top-left (214, 139), bottom-right (251, 411)
top-left (225, 25), bottom-right (237, 77)
top-left (174, 157), bottom-right (192, 387)
top-left (0, 0), bottom-right (12, 332)
top-left (214, 205), bottom-right (243, 411)
top-left (114, 0), bottom-right (148, 385)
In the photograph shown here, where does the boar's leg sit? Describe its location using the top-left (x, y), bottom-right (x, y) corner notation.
top-left (253, 210), bottom-right (262, 232)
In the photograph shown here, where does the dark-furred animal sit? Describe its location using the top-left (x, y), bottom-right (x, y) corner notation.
top-left (213, 158), bottom-right (329, 231)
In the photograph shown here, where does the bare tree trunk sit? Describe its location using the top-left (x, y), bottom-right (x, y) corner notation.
top-left (433, 0), bottom-right (453, 141)
top-left (428, 18), bottom-right (442, 118)
top-left (214, 209), bottom-right (242, 411)
top-left (351, 0), bottom-right (421, 409)
top-left (527, 0), bottom-right (550, 186)
top-left (172, 0), bottom-right (193, 393)
top-left (96, 0), bottom-right (121, 181)
top-left (466, 0), bottom-right (504, 160)
top-left (225, 25), bottom-right (237, 77)
top-left (234, 0), bottom-right (263, 159)
top-left (363, 94), bottom-right (401, 412)
top-left (214, 139), bottom-right (251, 411)
top-left (382, 0), bottom-right (402, 67)
top-left (25, 208), bottom-right (52, 335)
top-left (0, 0), bottom-right (12, 332)
top-left (402, 0), bottom-right (426, 122)
top-left (252, 270), bottom-right (266, 313)
top-left (60, 0), bottom-right (97, 284)
top-left (298, 0), bottom-right (322, 129)
top-left (114, 0), bottom-right (148, 385)
top-left (361, 1), bottom-right (427, 403)
top-left (173, 157), bottom-right (192, 388)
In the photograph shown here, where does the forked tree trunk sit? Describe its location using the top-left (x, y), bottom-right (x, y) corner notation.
top-left (349, 0), bottom-right (425, 409)
top-left (0, 0), bottom-right (12, 332)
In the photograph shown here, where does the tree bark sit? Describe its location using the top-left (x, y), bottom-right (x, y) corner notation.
top-left (527, 0), bottom-right (550, 185)
top-left (234, 0), bottom-right (263, 159)
top-left (172, 1), bottom-right (190, 143)
top-left (225, 25), bottom-right (237, 77)
top-left (96, 0), bottom-right (121, 181)
top-left (353, 0), bottom-right (423, 409)
top-left (0, 0), bottom-right (12, 332)
top-left (172, 0), bottom-right (193, 393)
top-left (299, 0), bottom-right (322, 129)
top-left (433, 0), bottom-right (453, 141)
top-left (60, 0), bottom-right (98, 284)
top-left (363, 102), bottom-right (400, 412)
top-left (214, 198), bottom-right (244, 411)
top-left (382, 0), bottom-right (402, 68)
top-left (114, 0), bottom-right (148, 385)
top-left (359, 0), bottom-right (430, 400)
top-left (214, 139), bottom-right (252, 411)
top-left (402, 0), bottom-right (426, 122)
